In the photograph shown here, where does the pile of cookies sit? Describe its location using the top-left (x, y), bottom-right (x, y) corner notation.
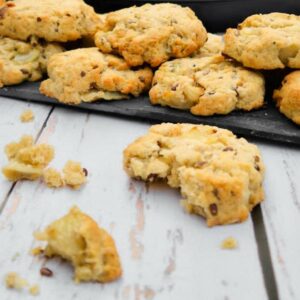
top-left (0, 1), bottom-right (299, 124)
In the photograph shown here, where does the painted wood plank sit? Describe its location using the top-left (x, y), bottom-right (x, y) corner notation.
top-left (0, 97), bottom-right (52, 203)
top-left (0, 108), bottom-right (268, 300)
top-left (258, 142), bottom-right (300, 300)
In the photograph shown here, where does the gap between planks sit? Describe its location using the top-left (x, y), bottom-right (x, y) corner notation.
top-left (0, 105), bottom-right (55, 214)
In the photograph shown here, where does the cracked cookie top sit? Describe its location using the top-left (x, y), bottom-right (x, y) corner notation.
top-left (223, 13), bottom-right (300, 69)
top-left (0, 0), bottom-right (101, 42)
top-left (149, 55), bottom-right (265, 116)
top-left (94, 3), bottom-right (207, 67)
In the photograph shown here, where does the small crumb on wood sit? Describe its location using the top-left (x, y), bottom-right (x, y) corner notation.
top-left (5, 272), bottom-right (28, 290)
top-left (63, 160), bottom-right (87, 189)
top-left (221, 237), bottom-right (238, 249)
top-left (29, 284), bottom-right (40, 296)
top-left (40, 267), bottom-right (53, 277)
top-left (43, 168), bottom-right (65, 188)
top-left (30, 247), bottom-right (44, 256)
top-left (20, 109), bottom-right (34, 123)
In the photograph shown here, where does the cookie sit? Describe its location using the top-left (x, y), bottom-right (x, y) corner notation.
top-left (149, 55), bottom-right (265, 116)
top-left (0, 0), bottom-right (101, 42)
top-left (191, 33), bottom-right (223, 58)
top-left (94, 3), bottom-right (207, 67)
top-left (35, 206), bottom-right (122, 283)
top-left (2, 135), bottom-right (54, 181)
top-left (0, 36), bottom-right (64, 87)
top-left (273, 71), bottom-right (300, 125)
top-left (223, 13), bottom-right (300, 69)
top-left (124, 123), bottom-right (265, 226)
top-left (40, 48), bottom-right (153, 104)
top-left (43, 168), bottom-right (65, 188)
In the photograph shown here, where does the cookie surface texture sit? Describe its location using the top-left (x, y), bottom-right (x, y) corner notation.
top-left (273, 71), bottom-right (300, 125)
top-left (191, 33), bottom-right (224, 58)
top-left (35, 206), bottom-right (122, 283)
top-left (223, 13), bottom-right (300, 69)
top-left (0, 0), bottom-right (101, 42)
top-left (40, 48), bottom-right (153, 104)
top-left (149, 55), bottom-right (265, 116)
top-left (94, 3), bottom-right (207, 67)
top-left (124, 123), bottom-right (265, 226)
top-left (0, 36), bottom-right (64, 87)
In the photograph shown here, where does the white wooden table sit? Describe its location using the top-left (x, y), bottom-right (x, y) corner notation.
top-left (0, 96), bottom-right (299, 300)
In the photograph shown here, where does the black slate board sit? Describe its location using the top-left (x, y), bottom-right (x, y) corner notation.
top-left (0, 82), bottom-right (299, 145)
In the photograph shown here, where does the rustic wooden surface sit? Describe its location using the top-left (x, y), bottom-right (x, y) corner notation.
top-left (0, 96), bottom-right (299, 300)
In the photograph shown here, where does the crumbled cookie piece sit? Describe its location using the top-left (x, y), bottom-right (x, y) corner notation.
top-left (20, 109), bottom-right (34, 123)
top-left (39, 48), bottom-right (153, 104)
top-left (223, 13), bottom-right (300, 69)
top-left (221, 237), bottom-right (238, 249)
top-left (29, 284), bottom-right (40, 296)
top-left (273, 70), bottom-right (300, 125)
top-left (35, 206), bottom-right (122, 283)
top-left (0, 0), bottom-right (101, 42)
top-left (31, 247), bottom-right (44, 256)
top-left (150, 55), bottom-right (265, 116)
top-left (43, 168), bottom-right (65, 188)
top-left (63, 161), bottom-right (87, 189)
top-left (5, 272), bottom-right (28, 290)
top-left (2, 135), bottom-right (54, 181)
top-left (0, 36), bottom-right (64, 87)
top-left (94, 3), bottom-right (207, 67)
top-left (124, 123), bottom-right (265, 226)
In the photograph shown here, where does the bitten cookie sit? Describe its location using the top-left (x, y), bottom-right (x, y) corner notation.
top-left (35, 206), bottom-right (122, 283)
top-left (273, 71), bottom-right (300, 125)
top-left (0, 0), bottom-right (101, 42)
top-left (223, 13), bottom-right (300, 69)
top-left (94, 3), bottom-right (207, 67)
top-left (192, 33), bottom-right (223, 58)
top-left (149, 55), bottom-right (265, 116)
top-left (40, 48), bottom-right (153, 104)
top-left (0, 36), bottom-right (64, 87)
top-left (124, 123), bottom-right (265, 227)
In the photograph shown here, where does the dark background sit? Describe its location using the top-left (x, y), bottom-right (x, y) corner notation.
top-left (86, 0), bottom-right (300, 32)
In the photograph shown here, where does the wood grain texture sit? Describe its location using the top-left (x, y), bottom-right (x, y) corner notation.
top-left (0, 107), bottom-right (268, 300)
top-left (0, 97), bottom-right (52, 204)
top-left (259, 142), bottom-right (300, 300)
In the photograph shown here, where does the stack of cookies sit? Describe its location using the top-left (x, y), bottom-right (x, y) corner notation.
top-left (0, 0), bottom-right (103, 87)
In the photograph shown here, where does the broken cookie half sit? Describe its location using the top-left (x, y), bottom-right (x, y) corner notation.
top-left (123, 123), bottom-right (265, 227)
top-left (34, 206), bottom-right (122, 283)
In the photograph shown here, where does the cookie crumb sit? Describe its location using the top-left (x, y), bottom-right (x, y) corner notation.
top-left (5, 272), bottom-right (28, 290)
top-left (31, 247), bottom-right (44, 256)
top-left (63, 160), bottom-right (87, 189)
top-left (221, 237), bottom-right (238, 249)
top-left (20, 109), bottom-right (34, 123)
top-left (2, 135), bottom-right (54, 181)
top-left (43, 168), bottom-right (65, 188)
top-left (29, 284), bottom-right (40, 296)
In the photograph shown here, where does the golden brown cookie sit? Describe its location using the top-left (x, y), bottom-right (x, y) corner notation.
top-left (0, 36), bottom-right (64, 87)
top-left (149, 55), bottom-right (265, 116)
top-left (223, 13), bottom-right (300, 69)
top-left (124, 123), bottom-right (265, 227)
top-left (94, 3), bottom-right (207, 67)
top-left (273, 71), bottom-right (300, 125)
top-left (40, 48), bottom-right (153, 104)
top-left (35, 206), bottom-right (122, 283)
top-left (191, 33), bottom-right (223, 58)
top-left (0, 0), bottom-right (101, 42)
